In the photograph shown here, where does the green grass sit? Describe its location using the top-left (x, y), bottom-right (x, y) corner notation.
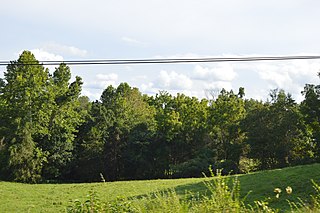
top-left (0, 163), bottom-right (320, 212)
top-left (239, 164), bottom-right (320, 210)
top-left (0, 177), bottom-right (206, 212)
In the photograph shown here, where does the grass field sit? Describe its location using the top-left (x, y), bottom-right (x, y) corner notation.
top-left (0, 163), bottom-right (320, 212)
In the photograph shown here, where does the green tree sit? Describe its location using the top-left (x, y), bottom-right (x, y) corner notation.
top-left (0, 51), bottom-right (49, 182)
top-left (73, 83), bottom-right (156, 181)
top-left (8, 122), bottom-right (46, 183)
top-left (301, 81), bottom-right (320, 161)
top-left (149, 92), bottom-right (211, 178)
top-left (40, 64), bottom-right (84, 179)
top-left (102, 83), bottom-right (156, 180)
top-left (243, 90), bottom-right (313, 169)
top-left (145, 91), bottom-right (174, 178)
top-left (0, 51), bottom-right (84, 182)
top-left (70, 101), bottom-right (111, 181)
top-left (207, 88), bottom-right (246, 173)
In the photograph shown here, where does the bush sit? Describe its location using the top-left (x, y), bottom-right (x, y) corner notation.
top-left (238, 157), bottom-right (260, 174)
top-left (67, 191), bottom-right (137, 213)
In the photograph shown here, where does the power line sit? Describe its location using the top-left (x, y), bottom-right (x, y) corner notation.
top-left (1, 55), bottom-right (320, 66)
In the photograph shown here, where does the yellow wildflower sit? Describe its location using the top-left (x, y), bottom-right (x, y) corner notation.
top-left (286, 186), bottom-right (292, 194)
top-left (274, 187), bottom-right (281, 198)
top-left (274, 188), bottom-right (281, 194)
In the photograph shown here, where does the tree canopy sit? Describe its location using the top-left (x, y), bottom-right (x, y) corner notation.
top-left (0, 51), bottom-right (319, 183)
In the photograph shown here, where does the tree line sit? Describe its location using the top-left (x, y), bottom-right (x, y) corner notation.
top-left (0, 51), bottom-right (319, 183)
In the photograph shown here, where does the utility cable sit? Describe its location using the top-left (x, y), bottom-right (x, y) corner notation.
top-left (1, 55), bottom-right (320, 66)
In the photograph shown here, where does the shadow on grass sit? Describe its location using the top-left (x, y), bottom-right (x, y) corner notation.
top-left (128, 164), bottom-right (320, 213)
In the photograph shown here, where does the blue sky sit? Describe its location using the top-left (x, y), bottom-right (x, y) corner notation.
top-left (1, 0), bottom-right (320, 101)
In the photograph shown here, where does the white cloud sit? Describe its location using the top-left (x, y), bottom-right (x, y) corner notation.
top-left (26, 49), bottom-right (63, 61)
top-left (204, 81), bottom-right (233, 91)
top-left (254, 59), bottom-right (320, 100)
top-left (178, 89), bottom-right (207, 99)
top-left (155, 70), bottom-right (193, 90)
top-left (257, 64), bottom-right (293, 89)
top-left (42, 42), bottom-right (87, 57)
top-left (84, 73), bottom-right (118, 90)
top-left (137, 70), bottom-right (195, 97)
top-left (140, 82), bottom-right (206, 99)
top-left (140, 82), bottom-right (158, 95)
top-left (193, 64), bottom-right (236, 81)
top-left (18, 49), bottom-right (64, 71)
top-left (81, 89), bottom-right (101, 101)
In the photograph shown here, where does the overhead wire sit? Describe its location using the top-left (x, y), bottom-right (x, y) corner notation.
top-left (1, 55), bottom-right (320, 66)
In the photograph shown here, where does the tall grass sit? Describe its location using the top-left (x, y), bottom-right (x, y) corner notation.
top-left (67, 171), bottom-right (320, 213)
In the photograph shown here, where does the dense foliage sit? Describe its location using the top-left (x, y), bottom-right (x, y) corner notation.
top-left (0, 51), bottom-right (319, 182)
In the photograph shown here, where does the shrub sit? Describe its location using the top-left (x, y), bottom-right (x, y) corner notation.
top-left (238, 157), bottom-right (260, 174)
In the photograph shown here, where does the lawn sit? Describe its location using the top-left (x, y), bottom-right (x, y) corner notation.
top-left (0, 163), bottom-right (319, 212)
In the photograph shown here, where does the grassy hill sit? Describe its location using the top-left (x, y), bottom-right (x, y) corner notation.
top-left (0, 163), bottom-right (319, 212)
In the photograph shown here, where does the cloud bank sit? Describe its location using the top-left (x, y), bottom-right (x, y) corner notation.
top-left (42, 42), bottom-right (88, 57)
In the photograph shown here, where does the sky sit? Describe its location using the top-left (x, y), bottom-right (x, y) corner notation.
top-left (1, 0), bottom-right (320, 102)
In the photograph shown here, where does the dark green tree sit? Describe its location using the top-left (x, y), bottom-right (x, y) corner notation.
top-left (207, 89), bottom-right (246, 173)
top-left (147, 91), bottom-right (212, 178)
top-left (70, 101), bottom-right (111, 181)
top-left (243, 90), bottom-right (313, 169)
top-left (73, 83), bottom-right (156, 181)
top-left (102, 83), bottom-right (156, 180)
top-left (301, 80), bottom-right (320, 161)
top-left (0, 51), bottom-right (49, 182)
top-left (0, 51), bottom-right (84, 182)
